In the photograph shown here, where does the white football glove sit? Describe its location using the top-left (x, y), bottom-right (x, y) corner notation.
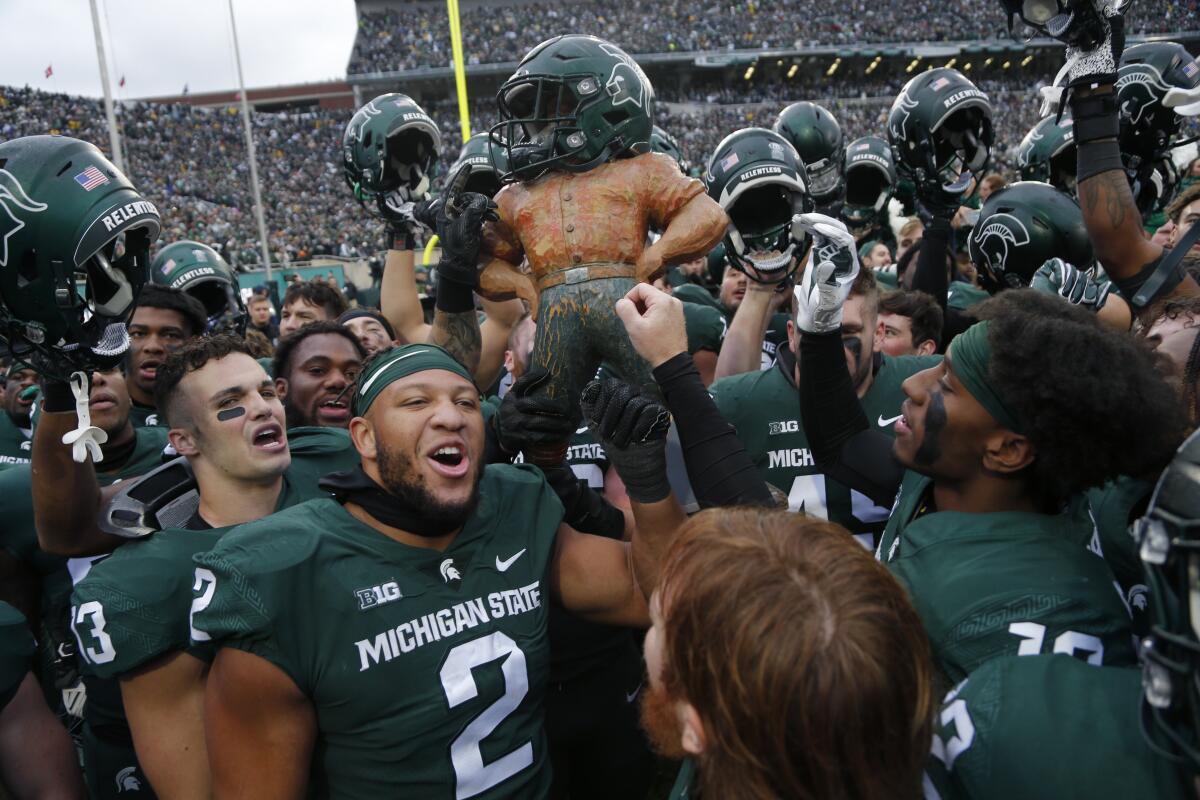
top-left (792, 213), bottom-right (860, 335)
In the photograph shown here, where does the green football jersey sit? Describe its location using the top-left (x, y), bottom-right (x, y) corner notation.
top-left (947, 281), bottom-right (989, 313)
top-left (0, 410), bottom-right (31, 470)
top-left (72, 425), bottom-right (362, 685)
top-left (681, 302), bottom-right (725, 356)
top-left (667, 758), bottom-right (695, 800)
top-left (925, 655), bottom-right (1189, 800)
top-left (191, 464), bottom-right (565, 798)
top-left (710, 349), bottom-right (940, 547)
top-left (673, 283), bottom-right (783, 369)
top-left (126, 402), bottom-right (163, 429)
top-left (878, 472), bottom-right (1138, 683)
top-left (0, 602), bottom-right (34, 712)
top-left (1078, 476), bottom-right (1154, 636)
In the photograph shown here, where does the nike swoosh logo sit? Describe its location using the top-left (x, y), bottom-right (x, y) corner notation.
top-left (495, 549), bottom-right (527, 572)
top-left (575, 425), bottom-right (589, 435)
top-left (877, 414), bottom-right (902, 427)
top-left (626, 682), bottom-right (643, 703)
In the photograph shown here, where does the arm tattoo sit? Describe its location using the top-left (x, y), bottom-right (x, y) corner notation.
top-left (1079, 170), bottom-right (1130, 231)
top-left (429, 309), bottom-right (482, 374)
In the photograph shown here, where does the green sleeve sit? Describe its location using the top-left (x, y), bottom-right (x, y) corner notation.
top-left (682, 303), bottom-right (726, 354)
top-left (0, 603), bottom-right (33, 712)
top-left (70, 531), bottom-right (221, 679)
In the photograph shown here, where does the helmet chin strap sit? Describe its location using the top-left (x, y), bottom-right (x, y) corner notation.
top-left (743, 243), bottom-right (796, 273)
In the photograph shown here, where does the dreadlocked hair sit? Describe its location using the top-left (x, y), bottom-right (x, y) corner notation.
top-left (975, 290), bottom-right (1187, 505)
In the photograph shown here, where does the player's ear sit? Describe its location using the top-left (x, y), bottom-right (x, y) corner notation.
top-left (917, 338), bottom-right (937, 357)
top-left (349, 416), bottom-right (377, 460)
top-left (678, 701), bottom-right (707, 756)
top-left (168, 427), bottom-right (199, 457)
top-left (274, 377), bottom-right (289, 401)
top-left (981, 430), bottom-right (1035, 475)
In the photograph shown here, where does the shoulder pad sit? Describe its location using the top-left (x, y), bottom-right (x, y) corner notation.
top-left (99, 457), bottom-right (198, 538)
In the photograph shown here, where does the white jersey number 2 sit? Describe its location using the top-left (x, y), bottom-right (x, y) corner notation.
top-left (440, 631), bottom-right (532, 799)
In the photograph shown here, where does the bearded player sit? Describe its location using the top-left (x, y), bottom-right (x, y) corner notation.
top-left (190, 335), bottom-right (685, 796)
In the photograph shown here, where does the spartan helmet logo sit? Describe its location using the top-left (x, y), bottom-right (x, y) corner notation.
top-left (1117, 65), bottom-right (1170, 127)
top-left (599, 43), bottom-right (648, 109)
top-left (888, 92), bottom-right (918, 143)
top-left (350, 101), bottom-right (382, 144)
top-left (971, 213), bottom-right (1031, 285)
top-left (0, 169), bottom-right (48, 268)
top-left (439, 558), bottom-right (461, 583)
top-left (115, 766), bottom-right (142, 793)
top-left (1128, 584), bottom-right (1150, 612)
top-left (1019, 126), bottom-right (1045, 168)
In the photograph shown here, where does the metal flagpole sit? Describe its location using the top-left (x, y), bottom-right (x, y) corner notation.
top-left (88, 0), bottom-right (124, 172)
top-left (228, 0), bottom-right (272, 279)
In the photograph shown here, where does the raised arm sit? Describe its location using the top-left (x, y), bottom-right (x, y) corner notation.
top-left (713, 278), bottom-right (776, 380)
top-left (379, 248), bottom-right (431, 345)
top-left (32, 387), bottom-right (124, 557)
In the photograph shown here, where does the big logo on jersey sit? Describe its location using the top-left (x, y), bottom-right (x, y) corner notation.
top-left (0, 169), bottom-right (48, 268)
top-left (970, 214), bottom-right (1031, 287)
top-left (600, 43), bottom-right (650, 109)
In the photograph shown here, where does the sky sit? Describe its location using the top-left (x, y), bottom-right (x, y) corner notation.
top-left (0, 0), bottom-right (361, 99)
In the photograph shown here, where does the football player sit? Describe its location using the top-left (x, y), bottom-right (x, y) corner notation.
top-left (124, 285), bottom-right (207, 428)
top-left (924, 427), bottom-right (1200, 798)
top-left (0, 362), bottom-right (37, 470)
top-left (709, 210), bottom-right (940, 548)
top-left (647, 507), bottom-right (936, 799)
top-left (277, 280), bottom-right (348, 340)
top-left (795, 228), bottom-right (1184, 682)
top-left (0, 602), bottom-right (86, 798)
top-left (272, 322), bottom-right (366, 429)
top-left (68, 336), bottom-right (362, 797)
top-left (875, 290), bottom-right (943, 357)
top-left (338, 308), bottom-right (398, 357)
top-left (705, 128), bottom-right (809, 378)
top-left (190, 342), bottom-right (687, 797)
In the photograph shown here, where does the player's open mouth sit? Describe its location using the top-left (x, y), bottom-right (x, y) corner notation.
top-left (895, 402), bottom-right (912, 436)
top-left (428, 444), bottom-right (469, 478)
top-left (138, 359), bottom-right (160, 383)
top-left (251, 423), bottom-right (286, 452)
top-left (317, 398), bottom-right (350, 422)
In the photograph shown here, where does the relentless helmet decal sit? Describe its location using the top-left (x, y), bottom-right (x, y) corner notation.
top-left (600, 42), bottom-right (649, 109)
top-left (0, 169), bottom-right (48, 268)
top-left (972, 213), bottom-right (1032, 285)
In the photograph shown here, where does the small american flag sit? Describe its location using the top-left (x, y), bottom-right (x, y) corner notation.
top-left (719, 152), bottom-right (739, 173)
top-left (74, 166), bottom-right (109, 191)
top-left (930, 77), bottom-right (950, 92)
top-left (1184, 60), bottom-right (1199, 80)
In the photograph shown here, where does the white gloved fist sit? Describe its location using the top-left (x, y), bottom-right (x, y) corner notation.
top-left (792, 212), bottom-right (860, 335)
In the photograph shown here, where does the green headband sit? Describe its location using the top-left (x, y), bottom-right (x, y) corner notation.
top-left (858, 240), bottom-right (880, 260)
top-left (353, 344), bottom-right (475, 416)
top-left (949, 321), bottom-right (1025, 434)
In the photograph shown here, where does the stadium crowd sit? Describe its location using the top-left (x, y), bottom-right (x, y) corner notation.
top-left (346, 0), bottom-right (1194, 73)
top-left (1, 4), bottom-right (1200, 800)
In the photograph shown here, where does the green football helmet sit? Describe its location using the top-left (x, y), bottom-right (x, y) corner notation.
top-left (704, 128), bottom-right (813, 282)
top-left (967, 181), bottom-right (1093, 293)
top-left (842, 135), bottom-right (897, 230)
top-left (1118, 43), bottom-right (1200, 215)
top-left (150, 241), bottom-right (246, 335)
top-left (449, 133), bottom-right (509, 199)
top-left (1017, 114), bottom-right (1077, 196)
top-left (0, 135), bottom-right (159, 374)
top-left (342, 93), bottom-right (441, 201)
top-left (774, 101), bottom-right (845, 213)
top-left (1136, 426), bottom-right (1200, 770)
top-left (888, 68), bottom-right (993, 195)
top-left (651, 125), bottom-right (689, 174)
top-left (490, 35), bottom-right (654, 182)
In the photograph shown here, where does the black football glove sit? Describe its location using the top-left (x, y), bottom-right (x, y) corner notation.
top-left (580, 379), bottom-right (671, 504)
top-left (492, 368), bottom-right (578, 456)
